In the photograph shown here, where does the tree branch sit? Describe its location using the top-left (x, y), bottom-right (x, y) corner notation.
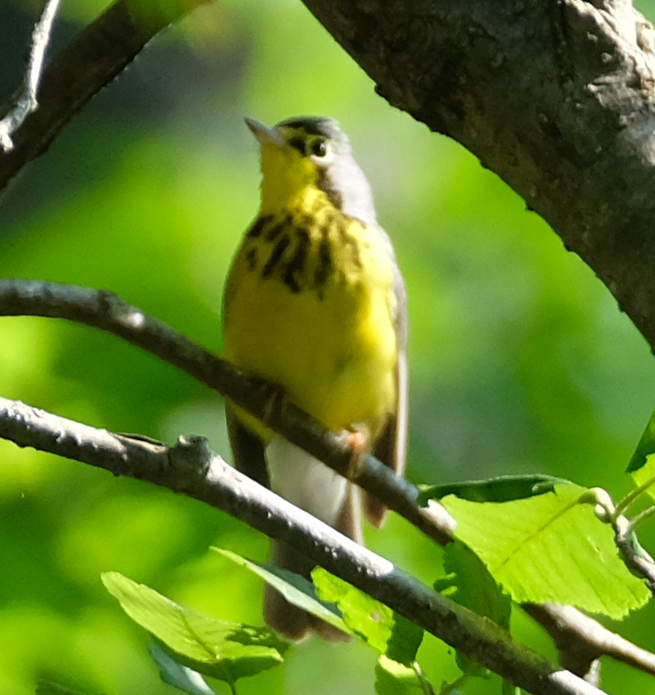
top-left (301, 0), bottom-right (655, 354)
top-left (0, 395), bottom-right (606, 695)
top-left (0, 0), bottom-right (61, 152)
top-left (0, 278), bottom-right (454, 545)
top-left (0, 0), bottom-right (209, 189)
top-left (4, 278), bottom-right (653, 687)
top-left (524, 603), bottom-right (655, 680)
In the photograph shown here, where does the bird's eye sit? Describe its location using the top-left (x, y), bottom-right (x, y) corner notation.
top-left (309, 139), bottom-right (328, 158)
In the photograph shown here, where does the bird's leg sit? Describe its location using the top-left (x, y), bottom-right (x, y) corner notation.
top-left (339, 427), bottom-right (369, 481)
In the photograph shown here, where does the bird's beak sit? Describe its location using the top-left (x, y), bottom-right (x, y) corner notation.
top-left (245, 117), bottom-right (286, 148)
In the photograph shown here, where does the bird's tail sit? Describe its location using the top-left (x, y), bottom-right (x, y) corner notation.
top-left (264, 484), bottom-right (361, 642)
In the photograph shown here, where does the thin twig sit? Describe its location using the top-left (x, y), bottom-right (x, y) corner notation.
top-left (627, 505), bottom-right (655, 531)
top-left (0, 0), bottom-right (62, 152)
top-left (613, 514), bottom-right (655, 592)
top-left (0, 396), bottom-right (606, 695)
top-left (613, 474), bottom-right (655, 519)
top-left (582, 487), bottom-right (655, 592)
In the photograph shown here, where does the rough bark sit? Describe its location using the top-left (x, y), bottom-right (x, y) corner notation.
top-left (303, 0), bottom-right (655, 352)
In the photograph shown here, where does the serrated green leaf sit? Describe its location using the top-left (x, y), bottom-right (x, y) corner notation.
top-left (441, 483), bottom-right (650, 619)
top-left (102, 572), bottom-right (288, 683)
top-left (374, 656), bottom-right (428, 695)
top-left (212, 548), bottom-right (348, 633)
top-left (419, 474), bottom-right (567, 504)
top-left (149, 644), bottom-right (217, 695)
top-left (312, 568), bottom-right (423, 664)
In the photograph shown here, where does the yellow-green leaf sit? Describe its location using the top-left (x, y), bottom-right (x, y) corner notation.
top-left (102, 572), bottom-right (288, 683)
top-left (442, 483), bottom-right (649, 618)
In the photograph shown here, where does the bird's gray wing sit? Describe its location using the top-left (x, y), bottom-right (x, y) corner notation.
top-left (225, 405), bottom-right (270, 488)
top-left (364, 252), bottom-right (408, 526)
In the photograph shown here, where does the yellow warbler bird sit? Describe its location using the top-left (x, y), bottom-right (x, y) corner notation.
top-left (222, 116), bottom-right (407, 641)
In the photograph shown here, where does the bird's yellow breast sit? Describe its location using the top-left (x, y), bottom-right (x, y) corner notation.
top-left (223, 201), bottom-right (398, 442)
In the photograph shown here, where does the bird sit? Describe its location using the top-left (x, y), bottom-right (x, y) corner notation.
top-left (222, 115), bottom-right (408, 641)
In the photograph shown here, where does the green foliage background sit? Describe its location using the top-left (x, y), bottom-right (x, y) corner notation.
top-left (2, 0), bottom-right (655, 693)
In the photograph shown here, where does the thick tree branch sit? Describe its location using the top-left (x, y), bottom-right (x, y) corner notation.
top-left (0, 0), bottom-right (208, 189)
top-left (0, 395), bottom-right (605, 695)
top-left (0, 278), bottom-right (454, 544)
top-left (301, 0), bottom-right (655, 354)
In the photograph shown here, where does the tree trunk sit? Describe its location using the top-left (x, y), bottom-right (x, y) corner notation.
top-left (303, 0), bottom-right (655, 352)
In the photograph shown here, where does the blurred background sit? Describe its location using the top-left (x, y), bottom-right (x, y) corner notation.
top-left (2, 0), bottom-right (655, 693)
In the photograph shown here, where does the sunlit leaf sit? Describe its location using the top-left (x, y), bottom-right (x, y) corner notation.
top-left (313, 568), bottom-right (423, 664)
top-left (102, 572), bottom-right (288, 683)
top-left (442, 483), bottom-right (649, 618)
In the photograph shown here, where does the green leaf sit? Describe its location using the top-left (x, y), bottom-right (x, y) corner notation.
top-left (419, 474), bottom-right (567, 504)
top-left (629, 454), bottom-right (655, 499)
top-left (436, 541), bottom-right (511, 629)
top-left (434, 541), bottom-right (511, 676)
top-left (441, 483), bottom-right (650, 619)
top-left (627, 411), bottom-right (655, 500)
top-left (102, 572), bottom-right (288, 684)
top-left (374, 656), bottom-right (429, 695)
top-left (212, 548), bottom-right (348, 633)
top-left (214, 549), bottom-right (424, 665)
top-left (627, 409), bottom-right (655, 474)
top-left (312, 568), bottom-right (423, 664)
top-left (312, 568), bottom-right (393, 651)
top-left (148, 644), bottom-right (218, 695)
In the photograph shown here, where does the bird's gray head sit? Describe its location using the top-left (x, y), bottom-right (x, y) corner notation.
top-left (246, 116), bottom-right (378, 226)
